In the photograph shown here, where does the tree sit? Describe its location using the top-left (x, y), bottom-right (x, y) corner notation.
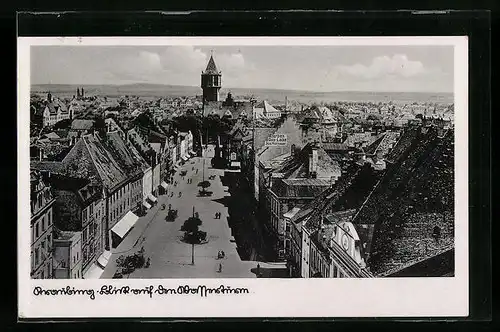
top-left (181, 216), bottom-right (202, 234)
top-left (181, 216), bottom-right (205, 265)
top-left (53, 118), bottom-right (72, 130)
top-left (197, 180), bottom-right (211, 193)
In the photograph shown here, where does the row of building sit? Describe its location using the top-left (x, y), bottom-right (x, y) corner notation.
top-left (216, 102), bottom-right (454, 278)
top-left (30, 113), bottom-right (195, 279)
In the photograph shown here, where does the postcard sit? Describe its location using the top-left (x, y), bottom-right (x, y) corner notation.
top-left (18, 36), bottom-right (468, 318)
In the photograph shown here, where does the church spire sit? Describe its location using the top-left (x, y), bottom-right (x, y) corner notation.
top-left (204, 54), bottom-right (220, 74)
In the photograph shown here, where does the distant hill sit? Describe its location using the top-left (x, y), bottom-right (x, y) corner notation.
top-left (31, 83), bottom-right (454, 104)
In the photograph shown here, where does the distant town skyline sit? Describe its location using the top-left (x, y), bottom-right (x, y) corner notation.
top-left (31, 45), bottom-right (454, 93)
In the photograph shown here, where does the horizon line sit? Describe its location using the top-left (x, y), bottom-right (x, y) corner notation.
top-left (30, 82), bottom-right (454, 95)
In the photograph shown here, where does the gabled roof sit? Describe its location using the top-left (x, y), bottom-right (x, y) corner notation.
top-left (254, 100), bottom-right (280, 115)
top-left (272, 178), bottom-right (331, 198)
top-left (71, 119), bottom-right (95, 131)
top-left (302, 164), bottom-right (363, 232)
top-left (44, 99), bottom-right (68, 115)
top-left (59, 135), bottom-right (128, 192)
top-left (203, 55), bottom-right (220, 75)
top-left (105, 132), bottom-right (146, 178)
top-left (321, 143), bottom-right (350, 152)
top-left (272, 143), bottom-right (342, 180)
top-left (44, 132), bottom-right (60, 140)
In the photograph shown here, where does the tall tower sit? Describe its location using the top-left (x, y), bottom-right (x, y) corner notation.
top-left (201, 54), bottom-right (222, 105)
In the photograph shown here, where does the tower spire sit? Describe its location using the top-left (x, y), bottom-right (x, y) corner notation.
top-left (201, 51), bottom-right (222, 107)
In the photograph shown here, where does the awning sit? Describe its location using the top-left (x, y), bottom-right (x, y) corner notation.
top-left (111, 211), bottom-right (139, 239)
top-left (160, 181), bottom-right (168, 189)
top-left (143, 200), bottom-right (152, 209)
top-left (96, 250), bottom-right (112, 269)
top-left (231, 161), bottom-right (241, 167)
top-left (147, 194), bottom-right (157, 203)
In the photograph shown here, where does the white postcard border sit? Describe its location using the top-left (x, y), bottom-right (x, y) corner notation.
top-left (18, 36), bottom-right (468, 318)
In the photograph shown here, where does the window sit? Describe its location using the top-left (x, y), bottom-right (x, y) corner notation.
top-left (41, 270), bottom-right (45, 279)
top-left (35, 222), bottom-right (39, 238)
top-left (77, 251), bottom-right (79, 260)
top-left (89, 204), bottom-right (93, 215)
top-left (48, 211), bottom-right (52, 225)
top-left (61, 260), bottom-right (66, 268)
top-left (41, 240), bottom-right (45, 250)
top-left (41, 216), bottom-right (46, 232)
top-left (73, 255), bottom-right (75, 264)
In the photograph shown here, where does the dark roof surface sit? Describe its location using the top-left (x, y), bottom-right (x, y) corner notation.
top-left (352, 127), bottom-right (454, 276)
top-left (71, 119), bottom-right (95, 130)
top-left (105, 132), bottom-right (145, 178)
top-left (203, 55), bottom-right (220, 74)
top-left (303, 164), bottom-right (363, 232)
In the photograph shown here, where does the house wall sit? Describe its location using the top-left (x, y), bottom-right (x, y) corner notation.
top-left (107, 182), bottom-right (132, 246)
top-left (31, 183), bottom-right (55, 279)
top-left (152, 163), bottom-right (161, 195)
top-left (142, 168), bottom-right (153, 200)
top-left (290, 220), bottom-right (303, 277)
top-left (301, 228), bottom-right (311, 278)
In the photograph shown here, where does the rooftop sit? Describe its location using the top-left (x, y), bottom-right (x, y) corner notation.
top-left (203, 55), bottom-right (220, 75)
top-left (71, 119), bottom-right (95, 131)
top-left (352, 127), bottom-right (454, 276)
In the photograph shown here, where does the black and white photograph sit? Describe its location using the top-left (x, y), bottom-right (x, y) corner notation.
top-left (18, 36), bottom-right (469, 318)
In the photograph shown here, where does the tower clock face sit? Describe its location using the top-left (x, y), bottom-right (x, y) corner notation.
top-left (341, 234), bottom-right (349, 250)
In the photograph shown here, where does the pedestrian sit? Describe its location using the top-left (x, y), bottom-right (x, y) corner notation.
top-left (218, 262), bottom-right (223, 273)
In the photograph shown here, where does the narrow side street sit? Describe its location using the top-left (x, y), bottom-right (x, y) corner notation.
top-left (101, 145), bottom-right (287, 278)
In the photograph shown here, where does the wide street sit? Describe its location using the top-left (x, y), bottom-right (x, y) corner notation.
top-left (101, 145), bottom-right (287, 278)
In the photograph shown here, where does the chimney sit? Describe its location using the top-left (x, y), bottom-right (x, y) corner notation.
top-left (47, 92), bottom-right (52, 103)
top-left (308, 142), bottom-right (319, 178)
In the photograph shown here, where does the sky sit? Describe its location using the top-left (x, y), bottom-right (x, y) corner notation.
top-left (31, 45), bottom-right (454, 93)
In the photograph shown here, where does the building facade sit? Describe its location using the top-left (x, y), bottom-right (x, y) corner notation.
top-left (53, 231), bottom-right (82, 279)
top-left (30, 170), bottom-right (55, 279)
top-left (42, 93), bottom-right (72, 127)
